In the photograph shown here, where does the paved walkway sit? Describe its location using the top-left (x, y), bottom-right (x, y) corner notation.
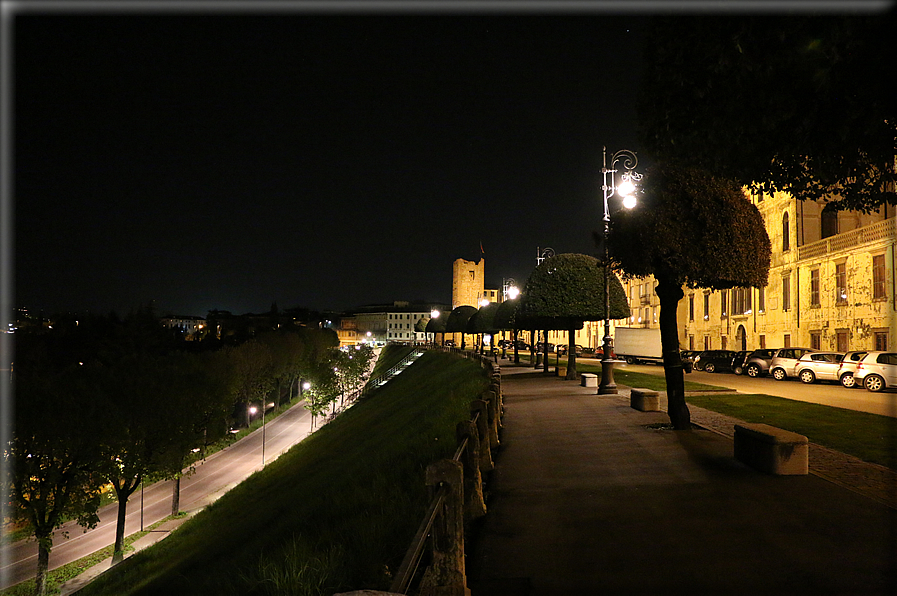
top-left (467, 364), bottom-right (897, 595)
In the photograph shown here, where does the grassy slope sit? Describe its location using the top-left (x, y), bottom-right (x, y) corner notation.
top-left (79, 348), bottom-right (489, 596)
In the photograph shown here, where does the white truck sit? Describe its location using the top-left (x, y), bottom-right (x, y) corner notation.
top-left (613, 327), bottom-right (663, 364)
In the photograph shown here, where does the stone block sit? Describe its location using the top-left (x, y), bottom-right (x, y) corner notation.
top-left (734, 423), bottom-right (808, 475)
top-left (630, 388), bottom-right (660, 412)
top-left (581, 373), bottom-right (598, 387)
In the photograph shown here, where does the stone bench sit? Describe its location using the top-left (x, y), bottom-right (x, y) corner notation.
top-left (734, 423), bottom-right (808, 475)
top-left (630, 388), bottom-right (660, 412)
top-left (581, 373), bottom-right (598, 387)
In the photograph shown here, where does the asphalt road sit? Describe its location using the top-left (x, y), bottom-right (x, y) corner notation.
top-left (579, 357), bottom-right (897, 419)
top-left (1, 397), bottom-right (326, 590)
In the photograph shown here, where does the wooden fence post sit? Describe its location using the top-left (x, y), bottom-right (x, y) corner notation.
top-left (423, 459), bottom-right (471, 596)
top-left (482, 389), bottom-right (500, 448)
top-left (470, 400), bottom-right (494, 473)
top-left (456, 421), bottom-right (487, 521)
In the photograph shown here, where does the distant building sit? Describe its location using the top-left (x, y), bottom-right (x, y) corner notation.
top-left (346, 301), bottom-right (450, 346)
top-left (160, 315), bottom-right (206, 340)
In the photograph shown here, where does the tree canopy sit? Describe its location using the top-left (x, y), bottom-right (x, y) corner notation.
top-left (520, 253), bottom-right (630, 326)
top-left (609, 164), bottom-right (771, 291)
top-left (638, 15), bottom-right (896, 213)
top-left (520, 253), bottom-right (630, 379)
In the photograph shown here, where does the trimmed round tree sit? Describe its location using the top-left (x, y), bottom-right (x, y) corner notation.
top-left (425, 315), bottom-right (447, 346)
top-left (445, 305), bottom-right (477, 349)
top-left (493, 297), bottom-right (520, 362)
top-left (608, 163), bottom-right (771, 429)
top-left (468, 301), bottom-right (501, 355)
top-left (520, 253), bottom-right (630, 380)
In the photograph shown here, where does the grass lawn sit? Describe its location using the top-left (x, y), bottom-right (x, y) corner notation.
top-left (514, 353), bottom-right (896, 470)
top-left (686, 393), bottom-right (897, 470)
top-left (74, 347), bottom-right (490, 596)
top-left (514, 354), bottom-right (725, 392)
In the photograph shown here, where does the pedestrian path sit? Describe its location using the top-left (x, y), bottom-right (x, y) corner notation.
top-left (467, 364), bottom-right (897, 595)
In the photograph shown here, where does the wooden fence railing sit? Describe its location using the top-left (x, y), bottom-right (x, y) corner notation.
top-left (387, 349), bottom-right (502, 595)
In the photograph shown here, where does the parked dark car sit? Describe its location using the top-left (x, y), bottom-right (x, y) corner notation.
top-left (693, 350), bottom-right (737, 373)
top-left (732, 350), bottom-right (751, 375)
top-left (743, 348), bottom-right (779, 378)
top-left (514, 340), bottom-right (530, 351)
top-left (556, 344), bottom-right (583, 357)
top-left (680, 350), bottom-right (700, 364)
top-left (535, 342), bottom-right (556, 353)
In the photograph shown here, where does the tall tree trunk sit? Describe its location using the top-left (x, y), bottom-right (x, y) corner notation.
top-left (531, 330), bottom-right (538, 368)
top-left (35, 537), bottom-right (50, 596)
top-left (171, 475), bottom-right (181, 517)
top-left (656, 277), bottom-right (691, 430)
top-left (565, 326), bottom-right (578, 380)
top-left (513, 328), bottom-right (520, 364)
top-left (542, 329), bottom-right (550, 374)
top-left (112, 476), bottom-right (141, 564)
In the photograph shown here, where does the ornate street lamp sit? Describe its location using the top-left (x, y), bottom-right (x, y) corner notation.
top-left (599, 146), bottom-right (641, 394)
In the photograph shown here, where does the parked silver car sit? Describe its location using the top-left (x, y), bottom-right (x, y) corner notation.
top-left (743, 348), bottom-right (779, 378)
top-left (769, 347), bottom-right (817, 380)
top-left (794, 352), bottom-right (844, 384)
top-left (836, 351), bottom-right (869, 388)
top-left (853, 351), bottom-right (897, 392)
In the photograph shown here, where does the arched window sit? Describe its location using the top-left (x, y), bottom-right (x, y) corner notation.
top-left (782, 212), bottom-right (790, 252)
top-left (821, 205), bottom-right (838, 239)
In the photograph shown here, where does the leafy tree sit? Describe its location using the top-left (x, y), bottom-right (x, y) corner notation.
top-left (444, 306), bottom-right (477, 349)
top-left (10, 342), bottom-right (104, 595)
top-left (95, 353), bottom-right (218, 564)
top-left (638, 15), bottom-right (896, 213)
top-left (608, 164), bottom-right (771, 429)
top-left (165, 351), bottom-right (235, 517)
top-left (520, 254), bottom-right (629, 379)
top-left (227, 340), bottom-right (275, 428)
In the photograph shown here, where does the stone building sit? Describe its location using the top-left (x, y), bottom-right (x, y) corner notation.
top-left (619, 189), bottom-right (896, 353)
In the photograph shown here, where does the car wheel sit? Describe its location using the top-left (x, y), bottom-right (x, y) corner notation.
top-left (625, 356), bottom-right (636, 364)
top-left (864, 375), bottom-right (885, 392)
top-left (799, 370), bottom-right (816, 384)
top-left (704, 362), bottom-right (716, 373)
top-left (734, 366), bottom-right (744, 375)
top-left (772, 368), bottom-right (787, 381)
top-left (840, 373), bottom-right (855, 389)
top-left (746, 364), bottom-right (760, 378)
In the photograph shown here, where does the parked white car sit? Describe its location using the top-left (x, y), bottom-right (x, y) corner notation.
top-left (769, 347), bottom-right (817, 381)
top-left (836, 351), bottom-right (869, 388)
top-left (853, 352), bottom-right (897, 392)
top-left (795, 352), bottom-right (845, 384)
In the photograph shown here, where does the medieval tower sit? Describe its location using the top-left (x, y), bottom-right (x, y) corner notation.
top-left (452, 258), bottom-right (485, 309)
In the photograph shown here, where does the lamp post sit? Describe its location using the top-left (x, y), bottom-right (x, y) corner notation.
top-left (599, 146), bottom-right (640, 394)
top-left (249, 404), bottom-right (266, 466)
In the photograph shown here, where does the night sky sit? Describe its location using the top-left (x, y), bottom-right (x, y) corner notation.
top-left (15, 7), bottom-right (650, 317)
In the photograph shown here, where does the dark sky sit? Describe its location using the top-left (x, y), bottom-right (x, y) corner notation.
top-left (14, 8), bottom-right (651, 316)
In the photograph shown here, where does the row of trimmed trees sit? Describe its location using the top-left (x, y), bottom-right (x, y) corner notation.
top-left (9, 312), bottom-right (371, 595)
top-left (418, 253), bottom-right (630, 381)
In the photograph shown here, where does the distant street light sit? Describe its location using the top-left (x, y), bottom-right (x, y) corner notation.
top-left (599, 146), bottom-right (641, 395)
top-left (249, 404), bottom-right (267, 465)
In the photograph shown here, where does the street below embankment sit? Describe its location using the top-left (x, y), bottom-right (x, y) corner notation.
top-left (1, 396), bottom-right (325, 591)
